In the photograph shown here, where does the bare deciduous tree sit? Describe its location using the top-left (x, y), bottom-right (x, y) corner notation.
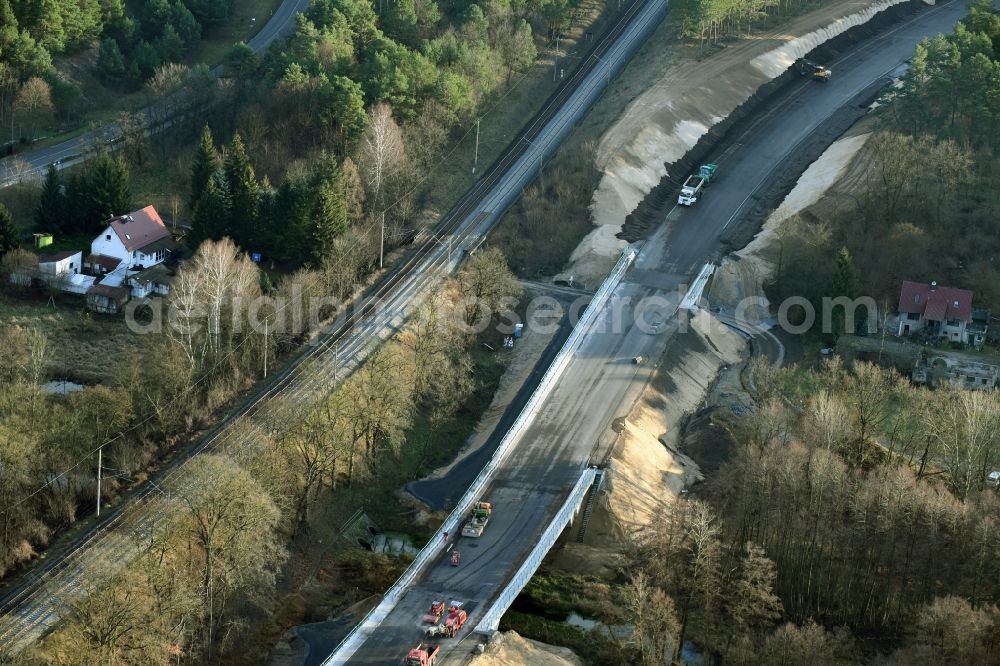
top-left (167, 238), bottom-right (262, 374)
top-left (625, 571), bottom-right (680, 666)
top-left (13, 77), bottom-right (53, 140)
top-left (174, 454), bottom-right (286, 658)
top-left (359, 103), bottom-right (404, 206)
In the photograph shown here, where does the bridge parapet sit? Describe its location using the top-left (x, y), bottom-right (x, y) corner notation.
top-left (474, 466), bottom-right (600, 634)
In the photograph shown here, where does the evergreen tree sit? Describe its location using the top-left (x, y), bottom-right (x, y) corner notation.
top-left (271, 175), bottom-right (311, 263)
top-left (96, 37), bottom-right (126, 82)
top-left (170, 1), bottom-right (201, 46)
top-left (327, 76), bottom-right (367, 150)
top-left (190, 125), bottom-right (219, 211)
top-left (157, 24), bottom-right (184, 62)
top-left (829, 247), bottom-right (858, 337)
top-left (188, 175), bottom-right (229, 249)
top-left (35, 164), bottom-right (66, 234)
top-left (0, 203), bottom-right (17, 258)
top-left (223, 133), bottom-right (257, 248)
top-left (311, 178), bottom-right (348, 264)
top-left (35, 0), bottom-right (67, 52)
top-left (85, 153), bottom-right (132, 231)
top-left (830, 247), bottom-right (857, 299)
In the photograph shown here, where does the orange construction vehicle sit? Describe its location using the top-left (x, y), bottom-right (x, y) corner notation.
top-left (426, 602), bottom-right (467, 638)
top-left (404, 643), bottom-right (440, 666)
top-left (421, 601), bottom-right (445, 624)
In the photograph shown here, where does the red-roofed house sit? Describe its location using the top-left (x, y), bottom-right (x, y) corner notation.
top-left (87, 205), bottom-right (177, 274)
top-left (896, 280), bottom-right (978, 344)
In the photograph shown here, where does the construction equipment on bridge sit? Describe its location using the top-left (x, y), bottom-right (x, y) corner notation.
top-left (426, 603), bottom-right (468, 638)
top-left (460, 501), bottom-right (492, 538)
top-left (421, 600), bottom-right (445, 624)
top-left (404, 643), bottom-right (440, 666)
top-left (677, 164), bottom-right (718, 206)
top-left (795, 58), bottom-right (832, 82)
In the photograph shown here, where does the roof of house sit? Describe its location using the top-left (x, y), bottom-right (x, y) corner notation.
top-left (86, 254), bottom-right (122, 272)
top-left (37, 250), bottom-right (81, 263)
top-left (86, 283), bottom-right (129, 304)
top-left (136, 235), bottom-right (178, 256)
top-left (129, 263), bottom-right (174, 287)
top-left (898, 280), bottom-right (973, 322)
top-left (63, 273), bottom-right (96, 295)
top-left (107, 205), bottom-right (169, 253)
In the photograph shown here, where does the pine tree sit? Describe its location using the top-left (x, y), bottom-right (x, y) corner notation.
top-left (223, 133), bottom-right (257, 249)
top-left (96, 37), bottom-right (127, 82)
top-left (35, 164), bottom-right (66, 234)
top-left (0, 203), bottom-right (17, 258)
top-left (830, 247), bottom-right (857, 299)
top-left (311, 179), bottom-right (347, 264)
top-left (85, 153), bottom-right (132, 231)
top-left (0, 0), bottom-right (17, 31)
top-left (829, 247), bottom-right (858, 336)
top-left (189, 124), bottom-right (218, 211)
top-left (188, 175), bottom-right (229, 250)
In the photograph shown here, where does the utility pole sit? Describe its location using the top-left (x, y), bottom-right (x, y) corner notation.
top-left (96, 446), bottom-right (102, 517)
top-left (379, 211), bottom-right (385, 269)
top-left (263, 316), bottom-right (268, 378)
top-left (472, 119), bottom-right (480, 174)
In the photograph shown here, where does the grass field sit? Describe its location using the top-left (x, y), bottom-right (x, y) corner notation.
top-left (0, 292), bottom-right (144, 384)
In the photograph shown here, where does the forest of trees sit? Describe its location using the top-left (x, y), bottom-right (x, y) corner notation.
top-left (622, 359), bottom-right (1000, 666)
top-left (167, 0), bottom-right (583, 275)
top-left (95, 0), bottom-right (225, 89)
top-left (769, 0), bottom-right (1000, 318)
top-left (0, 0), bottom-right (230, 144)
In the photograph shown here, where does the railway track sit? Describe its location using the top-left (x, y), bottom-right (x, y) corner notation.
top-left (0, 0), bottom-right (659, 652)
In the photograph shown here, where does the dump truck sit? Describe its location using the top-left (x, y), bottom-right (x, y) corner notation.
top-left (677, 164), bottom-right (718, 206)
top-left (426, 603), bottom-right (468, 638)
top-left (460, 501), bottom-right (492, 538)
top-left (404, 643), bottom-right (440, 666)
top-left (795, 58), bottom-right (831, 82)
top-left (421, 601), bottom-right (445, 624)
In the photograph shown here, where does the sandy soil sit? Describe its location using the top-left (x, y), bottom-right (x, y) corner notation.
top-left (707, 130), bottom-right (872, 314)
top-left (551, 311), bottom-right (745, 575)
top-left (566, 0), bottom-right (910, 285)
top-left (469, 631), bottom-right (583, 666)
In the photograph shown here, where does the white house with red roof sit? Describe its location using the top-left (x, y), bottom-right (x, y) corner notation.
top-left (896, 280), bottom-right (977, 344)
top-left (86, 205), bottom-right (175, 275)
top-left (83, 205), bottom-right (178, 312)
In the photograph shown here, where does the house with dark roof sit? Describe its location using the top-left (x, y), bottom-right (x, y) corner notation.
top-left (896, 280), bottom-right (983, 346)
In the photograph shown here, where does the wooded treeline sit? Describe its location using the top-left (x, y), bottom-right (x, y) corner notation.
top-left (670, 0), bottom-right (836, 47)
top-left (769, 0), bottom-right (1000, 317)
top-left (624, 359), bottom-right (1000, 666)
